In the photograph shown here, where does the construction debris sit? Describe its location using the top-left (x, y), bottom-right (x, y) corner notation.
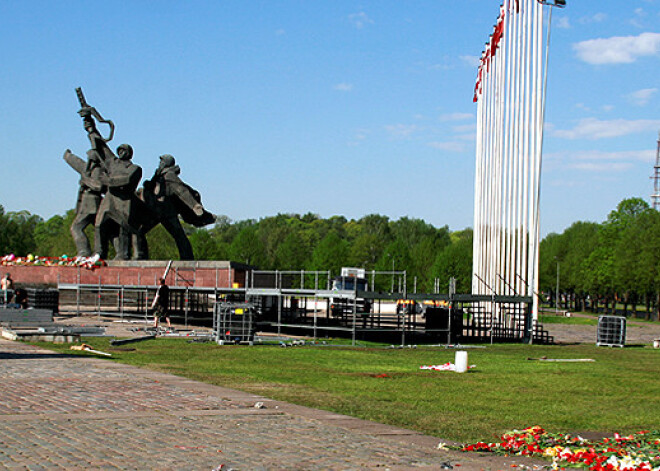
top-left (527, 357), bottom-right (595, 362)
top-left (70, 344), bottom-right (112, 356)
top-left (110, 334), bottom-right (156, 346)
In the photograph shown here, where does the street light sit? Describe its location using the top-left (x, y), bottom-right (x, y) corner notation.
top-left (537, 0), bottom-right (566, 7)
top-left (555, 257), bottom-right (560, 313)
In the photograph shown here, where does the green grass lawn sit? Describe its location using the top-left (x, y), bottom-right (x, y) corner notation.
top-left (538, 314), bottom-right (597, 325)
top-left (34, 339), bottom-right (660, 443)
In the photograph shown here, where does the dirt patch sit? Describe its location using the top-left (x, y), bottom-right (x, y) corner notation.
top-left (542, 317), bottom-right (660, 345)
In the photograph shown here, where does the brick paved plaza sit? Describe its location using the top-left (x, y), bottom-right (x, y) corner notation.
top-left (0, 338), bottom-right (549, 470)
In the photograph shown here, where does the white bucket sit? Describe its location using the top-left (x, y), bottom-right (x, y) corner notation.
top-left (455, 350), bottom-right (468, 373)
top-left (653, 339), bottom-right (660, 349)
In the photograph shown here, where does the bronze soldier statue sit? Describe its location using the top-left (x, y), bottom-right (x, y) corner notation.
top-left (63, 148), bottom-right (106, 257)
top-left (67, 88), bottom-right (214, 261)
top-left (93, 143), bottom-right (142, 261)
top-left (136, 154), bottom-right (214, 260)
top-left (63, 97), bottom-right (115, 259)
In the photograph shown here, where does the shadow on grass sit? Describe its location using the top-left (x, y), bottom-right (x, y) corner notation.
top-left (0, 352), bottom-right (79, 360)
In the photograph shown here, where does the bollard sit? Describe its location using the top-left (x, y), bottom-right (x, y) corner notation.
top-left (455, 350), bottom-right (468, 373)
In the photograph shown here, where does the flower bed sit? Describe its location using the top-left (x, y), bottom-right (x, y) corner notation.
top-left (1, 254), bottom-right (105, 269)
top-left (460, 426), bottom-right (660, 470)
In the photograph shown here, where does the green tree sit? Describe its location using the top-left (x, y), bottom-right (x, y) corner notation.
top-left (431, 229), bottom-right (473, 294)
top-left (145, 225), bottom-right (181, 260)
top-left (585, 198), bottom-right (652, 312)
top-left (613, 206), bottom-right (659, 315)
top-left (189, 228), bottom-right (229, 260)
top-left (33, 210), bottom-right (77, 257)
top-left (274, 231), bottom-right (310, 270)
top-left (349, 233), bottom-right (383, 269)
top-left (309, 231), bottom-right (349, 275)
top-left (230, 226), bottom-right (266, 266)
top-left (0, 208), bottom-right (42, 256)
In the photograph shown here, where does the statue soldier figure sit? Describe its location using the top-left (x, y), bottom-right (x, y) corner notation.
top-left (93, 143), bottom-right (142, 261)
top-left (64, 101), bottom-right (115, 258)
top-left (66, 88), bottom-right (214, 261)
top-left (137, 154), bottom-right (214, 260)
top-left (63, 148), bottom-right (106, 258)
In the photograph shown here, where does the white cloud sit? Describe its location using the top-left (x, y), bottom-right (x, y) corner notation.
top-left (348, 12), bottom-right (374, 29)
top-left (579, 13), bottom-right (607, 24)
top-left (571, 149), bottom-right (654, 162)
top-left (428, 141), bottom-right (466, 152)
top-left (630, 8), bottom-right (647, 28)
top-left (573, 32), bottom-right (660, 64)
top-left (427, 62), bottom-right (454, 71)
top-left (347, 128), bottom-right (370, 146)
top-left (384, 124), bottom-right (419, 138)
top-left (570, 162), bottom-right (633, 172)
top-left (333, 83), bottom-right (354, 92)
top-left (439, 112), bottom-right (474, 122)
top-left (546, 149), bottom-right (654, 173)
top-left (555, 17), bottom-right (570, 29)
top-left (553, 118), bottom-right (660, 140)
top-left (459, 55), bottom-right (480, 68)
top-left (275, 29), bottom-right (286, 36)
top-left (626, 88), bottom-right (658, 106)
top-left (456, 132), bottom-right (476, 142)
top-left (452, 123), bottom-right (476, 133)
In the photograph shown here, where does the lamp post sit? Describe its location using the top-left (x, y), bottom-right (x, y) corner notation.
top-left (537, 0), bottom-right (566, 6)
top-left (555, 259), bottom-right (560, 313)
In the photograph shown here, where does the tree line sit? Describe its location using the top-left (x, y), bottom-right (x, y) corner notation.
top-left (539, 197), bottom-right (660, 318)
top-left (0, 206), bottom-right (473, 293)
top-left (3, 196), bottom-right (660, 319)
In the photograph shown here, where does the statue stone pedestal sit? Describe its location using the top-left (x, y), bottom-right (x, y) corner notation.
top-left (2, 261), bottom-right (251, 289)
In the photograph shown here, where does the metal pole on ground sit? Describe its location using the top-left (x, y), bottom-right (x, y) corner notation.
top-left (185, 287), bottom-right (189, 327)
top-left (313, 272), bottom-right (318, 340)
top-left (277, 271), bottom-right (282, 336)
top-left (352, 284), bottom-right (357, 347)
top-left (401, 271), bottom-right (407, 347)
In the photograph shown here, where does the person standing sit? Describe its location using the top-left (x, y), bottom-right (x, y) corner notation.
top-left (1, 273), bottom-right (14, 304)
top-left (151, 278), bottom-right (171, 329)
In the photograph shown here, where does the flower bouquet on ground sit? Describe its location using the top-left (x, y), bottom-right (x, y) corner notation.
top-left (460, 426), bottom-right (660, 471)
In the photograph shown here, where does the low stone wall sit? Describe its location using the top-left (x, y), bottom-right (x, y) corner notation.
top-left (1, 260), bottom-right (250, 288)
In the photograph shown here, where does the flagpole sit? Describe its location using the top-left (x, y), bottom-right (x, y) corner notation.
top-left (514, 0), bottom-right (524, 298)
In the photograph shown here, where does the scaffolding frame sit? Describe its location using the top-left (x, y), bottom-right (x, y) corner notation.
top-left (57, 269), bottom-right (552, 345)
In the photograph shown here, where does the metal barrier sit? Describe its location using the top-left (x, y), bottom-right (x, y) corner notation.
top-left (58, 269), bottom-right (550, 345)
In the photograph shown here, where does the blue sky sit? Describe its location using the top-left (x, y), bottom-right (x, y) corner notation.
top-left (0, 1), bottom-right (658, 236)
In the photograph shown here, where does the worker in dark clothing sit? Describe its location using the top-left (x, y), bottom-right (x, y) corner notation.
top-left (14, 288), bottom-right (28, 309)
top-left (150, 278), bottom-right (171, 329)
